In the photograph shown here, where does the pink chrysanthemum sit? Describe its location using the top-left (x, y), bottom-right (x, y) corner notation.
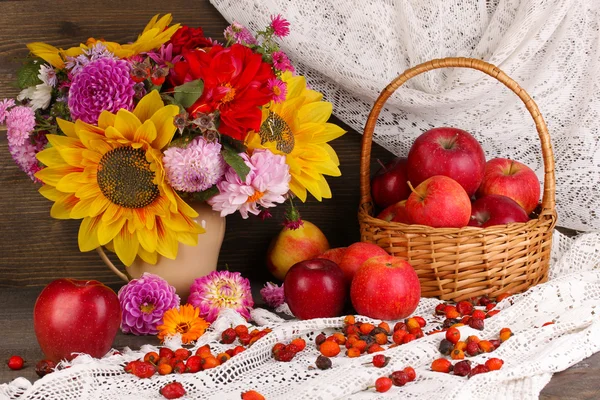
top-left (8, 132), bottom-right (47, 181)
top-left (117, 273), bottom-right (180, 336)
top-left (188, 271), bottom-right (254, 322)
top-left (271, 51), bottom-right (295, 73)
top-left (68, 57), bottom-right (135, 124)
top-left (224, 22), bottom-right (258, 46)
top-left (208, 149), bottom-right (290, 218)
top-left (0, 98), bottom-right (15, 124)
top-left (163, 136), bottom-right (226, 192)
top-left (260, 282), bottom-right (285, 308)
top-left (5, 106), bottom-right (35, 147)
top-left (267, 78), bottom-right (287, 103)
top-left (270, 15), bottom-right (290, 38)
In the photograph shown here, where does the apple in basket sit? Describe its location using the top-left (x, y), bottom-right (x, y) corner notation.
top-left (34, 279), bottom-right (121, 362)
top-left (469, 194), bottom-right (530, 228)
top-left (371, 157), bottom-right (410, 209)
top-left (284, 258), bottom-right (347, 320)
top-left (407, 127), bottom-right (486, 197)
top-left (476, 158), bottom-right (541, 215)
top-left (406, 175), bottom-right (471, 228)
top-left (376, 200), bottom-right (410, 223)
top-left (351, 255), bottom-right (421, 320)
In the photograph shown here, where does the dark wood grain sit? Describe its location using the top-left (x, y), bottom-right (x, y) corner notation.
top-left (0, 0), bottom-right (598, 397)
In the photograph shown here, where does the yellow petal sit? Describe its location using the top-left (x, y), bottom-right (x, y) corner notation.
top-left (297, 102), bottom-right (332, 125)
top-left (295, 172), bottom-right (323, 201)
top-left (39, 185), bottom-right (62, 201)
top-left (50, 193), bottom-right (79, 219)
top-left (70, 197), bottom-right (96, 219)
top-left (74, 119), bottom-right (105, 135)
top-left (56, 172), bottom-right (84, 193)
top-left (177, 231), bottom-right (200, 247)
top-left (142, 14), bottom-right (172, 34)
top-left (98, 218), bottom-right (126, 246)
top-left (59, 148), bottom-right (85, 167)
top-left (134, 120), bottom-right (158, 144)
top-left (36, 147), bottom-right (64, 168)
top-left (75, 182), bottom-right (101, 199)
top-left (26, 42), bottom-right (65, 69)
top-left (78, 216), bottom-right (101, 252)
top-left (114, 109), bottom-right (142, 141)
top-left (133, 90), bottom-right (164, 122)
top-left (57, 119), bottom-right (77, 138)
top-left (317, 177), bottom-right (333, 199)
top-left (150, 105), bottom-right (179, 149)
top-left (156, 221), bottom-right (178, 259)
top-left (137, 246), bottom-right (158, 265)
top-left (102, 203), bottom-right (125, 226)
top-left (98, 111), bottom-right (116, 129)
top-left (289, 179), bottom-right (308, 202)
top-left (321, 143), bottom-right (340, 166)
top-left (46, 134), bottom-right (84, 150)
top-left (310, 123), bottom-right (346, 143)
top-left (35, 165), bottom-right (78, 186)
top-left (137, 226), bottom-right (158, 253)
top-left (114, 229), bottom-right (140, 266)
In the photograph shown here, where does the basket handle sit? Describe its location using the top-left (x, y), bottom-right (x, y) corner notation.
top-left (359, 57), bottom-right (556, 217)
top-left (96, 247), bottom-right (130, 282)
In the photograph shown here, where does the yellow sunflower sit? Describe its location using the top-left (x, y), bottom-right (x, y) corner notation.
top-left (157, 304), bottom-right (210, 344)
top-left (245, 72), bottom-right (346, 202)
top-left (27, 14), bottom-right (180, 69)
top-left (35, 90), bottom-right (203, 266)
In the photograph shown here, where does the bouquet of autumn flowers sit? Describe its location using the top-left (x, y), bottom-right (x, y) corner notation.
top-left (0, 14), bottom-right (346, 267)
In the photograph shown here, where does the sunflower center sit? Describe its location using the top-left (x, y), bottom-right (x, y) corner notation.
top-left (176, 322), bottom-right (191, 334)
top-left (97, 146), bottom-right (160, 209)
top-left (259, 111), bottom-right (295, 154)
top-left (221, 83), bottom-right (236, 104)
top-left (247, 190), bottom-right (264, 203)
top-left (140, 302), bottom-right (155, 314)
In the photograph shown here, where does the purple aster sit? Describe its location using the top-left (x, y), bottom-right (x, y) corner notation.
top-left (117, 273), bottom-right (180, 335)
top-left (270, 15), bottom-right (290, 38)
top-left (8, 132), bottom-right (47, 182)
top-left (163, 136), bottom-right (226, 192)
top-left (271, 51), bottom-right (295, 73)
top-left (188, 271), bottom-right (254, 322)
top-left (5, 106), bottom-right (35, 147)
top-left (146, 44), bottom-right (184, 68)
top-left (224, 22), bottom-right (258, 46)
top-left (260, 282), bottom-right (285, 308)
top-left (0, 98), bottom-right (15, 124)
top-left (68, 58), bottom-right (136, 124)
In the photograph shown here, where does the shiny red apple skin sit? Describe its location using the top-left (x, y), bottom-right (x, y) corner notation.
top-left (284, 259), bottom-right (347, 320)
top-left (469, 194), bottom-right (530, 228)
top-left (477, 158), bottom-right (541, 214)
top-left (33, 279), bottom-right (121, 362)
top-left (377, 200), bottom-right (410, 223)
top-left (351, 255), bottom-right (421, 320)
top-left (371, 158), bottom-right (410, 209)
top-left (407, 127), bottom-right (486, 197)
top-left (406, 175), bottom-right (471, 228)
top-left (338, 242), bottom-right (388, 285)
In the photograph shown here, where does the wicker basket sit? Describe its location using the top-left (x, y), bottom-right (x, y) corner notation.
top-left (358, 57), bottom-right (557, 302)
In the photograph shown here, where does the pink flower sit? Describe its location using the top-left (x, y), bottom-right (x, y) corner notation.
top-left (224, 22), bottom-right (257, 46)
top-left (271, 51), bottom-right (295, 73)
top-left (163, 136), bottom-right (226, 192)
top-left (8, 132), bottom-right (47, 181)
top-left (208, 149), bottom-right (290, 219)
top-left (188, 271), bottom-right (254, 322)
top-left (270, 15), bottom-right (290, 38)
top-left (5, 106), bottom-right (35, 147)
top-left (267, 78), bottom-right (287, 103)
top-left (260, 282), bottom-right (285, 308)
top-left (0, 98), bottom-right (15, 124)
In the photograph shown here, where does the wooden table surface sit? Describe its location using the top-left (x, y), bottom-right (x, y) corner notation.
top-left (0, 0), bottom-right (598, 397)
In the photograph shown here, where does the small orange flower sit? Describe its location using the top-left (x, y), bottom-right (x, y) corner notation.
top-left (157, 304), bottom-right (210, 344)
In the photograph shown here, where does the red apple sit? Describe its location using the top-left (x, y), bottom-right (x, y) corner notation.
top-left (317, 247), bottom-right (347, 265)
top-left (338, 242), bottom-right (388, 285)
top-left (34, 279), bottom-right (121, 362)
top-left (407, 127), bottom-right (486, 197)
top-left (371, 158), bottom-right (410, 209)
top-left (406, 175), bottom-right (471, 228)
top-left (477, 158), bottom-right (541, 214)
top-left (469, 194), bottom-right (530, 228)
top-left (351, 255), bottom-right (421, 320)
top-left (284, 259), bottom-right (347, 320)
top-left (376, 200), bottom-right (410, 223)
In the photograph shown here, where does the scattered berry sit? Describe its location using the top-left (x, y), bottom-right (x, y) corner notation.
top-left (143, 352), bottom-right (159, 365)
top-left (216, 353), bottom-right (231, 364)
top-left (542, 321), bottom-right (555, 327)
top-left (403, 366), bottom-right (416, 382)
top-left (371, 354), bottom-right (390, 368)
top-left (431, 358), bottom-right (453, 373)
top-left (495, 293), bottom-right (510, 302)
top-left (413, 316), bottom-right (427, 328)
top-left (402, 334), bottom-right (417, 344)
top-left (367, 343), bottom-right (385, 354)
top-left (272, 343), bottom-right (285, 358)
top-left (195, 345), bottom-right (211, 358)
top-left (241, 390), bottom-right (265, 400)
top-left (485, 303), bottom-right (496, 311)
top-left (160, 381), bottom-right (186, 399)
top-left (468, 364), bottom-right (490, 378)
top-left (360, 323), bottom-right (375, 335)
top-left (466, 335), bottom-right (480, 344)
top-left (320, 340), bottom-right (341, 357)
top-left (157, 364), bottom-right (173, 375)
top-left (435, 303), bottom-right (447, 315)
top-left (290, 338), bottom-right (306, 352)
top-left (393, 322), bottom-right (408, 332)
top-left (472, 310), bottom-right (487, 320)
top-left (185, 356), bottom-right (202, 373)
top-left (277, 350), bottom-right (295, 362)
top-left (174, 348), bottom-right (191, 361)
top-left (489, 339), bottom-right (502, 350)
top-left (478, 296), bottom-right (492, 306)
top-left (221, 328), bottom-right (237, 344)
top-left (439, 339), bottom-right (453, 355)
top-left (315, 355), bottom-right (332, 370)
top-left (485, 358), bottom-right (504, 371)
top-left (468, 318), bottom-right (485, 331)
top-left (454, 341), bottom-right (467, 352)
top-left (445, 306), bottom-right (460, 319)
top-left (453, 360), bottom-right (472, 377)
top-left (445, 327), bottom-right (461, 344)
top-left (451, 349), bottom-right (465, 360)
top-left (443, 318), bottom-right (461, 329)
top-left (378, 321), bottom-right (391, 333)
top-left (466, 341), bottom-right (480, 356)
top-left (344, 315), bottom-right (356, 325)
top-left (392, 329), bottom-right (408, 345)
top-left (499, 328), bottom-right (513, 342)
top-left (7, 356), bottom-right (24, 370)
top-left (315, 333), bottom-right (327, 346)
top-left (234, 325), bottom-right (249, 337)
top-left (133, 361), bottom-right (157, 378)
top-left (478, 340), bottom-right (495, 353)
top-left (374, 377), bottom-right (393, 393)
top-left (456, 301), bottom-right (474, 316)
top-left (35, 359), bottom-right (56, 377)
top-left (486, 310), bottom-right (500, 318)
top-left (346, 347), bottom-right (361, 358)
top-left (390, 370), bottom-right (409, 386)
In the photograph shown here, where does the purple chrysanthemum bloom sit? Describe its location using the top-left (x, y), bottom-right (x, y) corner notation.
top-left (271, 51), bottom-right (295, 73)
top-left (68, 58), bottom-right (136, 124)
top-left (163, 136), bottom-right (226, 192)
top-left (260, 282), bottom-right (285, 308)
top-left (5, 106), bottom-right (35, 147)
top-left (8, 132), bottom-right (47, 182)
top-left (270, 15), bottom-right (290, 38)
top-left (0, 98), bottom-right (15, 124)
top-left (117, 273), bottom-right (180, 335)
top-left (188, 271), bottom-right (254, 322)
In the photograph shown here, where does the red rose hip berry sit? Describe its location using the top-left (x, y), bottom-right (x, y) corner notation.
top-left (431, 358), bottom-right (453, 373)
top-left (7, 356), bottom-right (24, 370)
top-left (160, 382), bottom-right (186, 399)
top-left (390, 370), bottom-right (409, 386)
top-left (374, 376), bottom-right (393, 393)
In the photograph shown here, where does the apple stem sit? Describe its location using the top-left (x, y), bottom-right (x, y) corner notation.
top-left (376, 159), bottom-right (388, 173)
top-left (407, 181), bottom-right (424, 202)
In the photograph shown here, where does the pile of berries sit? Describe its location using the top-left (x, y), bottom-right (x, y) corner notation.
top-left (271, 338), bottom-right (307, 362)
top-left (369, 366), bottom-right (417, 393)
top-left (220, 325), bottom-right (272, 347)
top-left (433, 294), bottom-right (511, 333)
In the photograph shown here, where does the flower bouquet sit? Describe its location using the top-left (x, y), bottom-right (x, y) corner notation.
top-left (0, 14), bottom-right (346, 268)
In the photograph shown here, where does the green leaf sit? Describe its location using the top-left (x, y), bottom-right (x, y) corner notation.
top-left (191, 186), bottom-right (220, 202)
top-left (17, 60), bottom-right (42, 89)
top-left (221, 145), bottom-right (250, 182)
top-left (220, 134), bottom-right (247, 153)
top-left (174, 79), bottom-right (204, 108)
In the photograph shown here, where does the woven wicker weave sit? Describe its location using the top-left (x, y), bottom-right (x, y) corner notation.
top-left (358, 57), bottom-right (557, 302)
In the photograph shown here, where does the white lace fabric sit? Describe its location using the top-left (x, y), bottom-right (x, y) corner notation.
top-left (1, 230), bottom-right (599, 399)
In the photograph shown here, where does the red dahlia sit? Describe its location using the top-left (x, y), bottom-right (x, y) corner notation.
top-left (167, 26), bottom-right (215, 55)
